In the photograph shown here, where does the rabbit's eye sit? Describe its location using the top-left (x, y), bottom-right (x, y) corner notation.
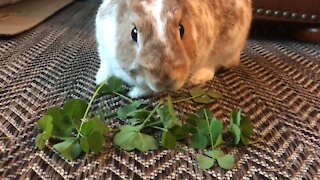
top-left (131, 27), bottom-right (138, 43)
top-left (179, 24), bottom-right (184, 39)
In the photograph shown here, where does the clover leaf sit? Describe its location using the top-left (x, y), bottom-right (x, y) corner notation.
top-left (196, 119), bottom-right (210, 135)
top-left (239, 116), bottom-right (254, 145)
top-left (62, 99), bottom-right (88, 121)
top-left (210, 118), bottom-right (224, 147)
top-left (53, 138), bottom-right (82, 160)
top-left (87, 131), bottom-right (104, 152)
top-left (187, 109), bottom-right (213, 149)
top-left (80, 137), bottom-right (90, 153)
top-left (229, 110), bottom-right (254, 145)
top-left (189, 88), bottom-right (212, 103)
top-left (37, 115), bottom-right (53, 132)
top-left (36, 115), bottom-right (53, 150)
top-left (35, 133), bottom-right (50, 150)
top-left (191, 132), bottom-right (208, 149)
top-left (230, 124), bottom-right (241, 144)
top-left (207, 90), bottom-right (223, 99)
top-left (197, 149), bottom-right (234, 170)
top-left (196, 154), bottom-right (215, 169)
top-left (44, 107), bottom-right (73, 137)
top-left (35, 75), bottom-right (258, 171)
top-left (119, 124), bottom-right (142, 131)
top-left (240, 135), bottom-right (250, 145)
top-left (117, 100), bottom-right (143, 119)
top-left (114, 100), bottom-right (164, 152)
top-left (231, 109), bottom-right (241, 126)
top-left (217, 154), bottom-right (235, 170)
top-left (157, 107), bottom-right (181, 130)
top-left (36, 86), bottom-right (110, 160)
top-left (80, 120), bottom-right (95, 137)
top-left (188, 109), bottom-right (211, 135)
top-left (78, 118), bottom-right (107, 153)
top-left (189, 87), bottom-right (222, 104)
top-left (205, 149), bottom-right (225, 159)
top-left (114, 130), bottom-right (137, 151)
top-left (134, 132), bottom-right (158, 152)
top-left (115, 124), bottom-right (158, 152)
top-left (170, 124), bottom-right (195, 140)
top-left (240, 116), bottom-right (254, 137)
top-left (79, 118), bottom-right (108, 140)
top-left (196, 109), bottom-right (213, 119)
top-left (161, 131), bottom-right (176, 149)
top-left (99, 76), bottom-right (125, 94)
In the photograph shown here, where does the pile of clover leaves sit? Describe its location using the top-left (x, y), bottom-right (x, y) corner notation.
top-left (36, 76), bottom-right (259, 170)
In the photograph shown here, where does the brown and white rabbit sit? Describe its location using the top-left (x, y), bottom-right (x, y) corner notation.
top-left (95, 0), bottom-right (252, 98)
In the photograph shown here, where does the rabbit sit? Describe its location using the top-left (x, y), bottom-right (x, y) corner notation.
top-left (95, 0), bottom-right (252, 98)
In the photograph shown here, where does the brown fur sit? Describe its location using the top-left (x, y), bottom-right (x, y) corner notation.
top-left (96, 0), bottom-right (252, 95)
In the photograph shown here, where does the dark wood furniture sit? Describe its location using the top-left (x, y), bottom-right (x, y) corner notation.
top-left (252, 0), bottom-right (320, 43)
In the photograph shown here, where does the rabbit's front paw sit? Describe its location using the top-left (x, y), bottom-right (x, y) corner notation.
top-left (95, 65), bottom-right (110, 84)
top-left (128, 86), bottom-right (152, 98)
top-left (190, 68), bottom-right (215, 84)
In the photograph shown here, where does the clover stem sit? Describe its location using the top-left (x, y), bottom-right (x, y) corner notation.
top-left (204, 110), bottom-right (214, 150)
top-left (248, 138), bottom-right (264, 145)
top-left (127, 107), bottom-right (149, 116)
top-left (83, 82), bottom-right (106, 119)
top-left (172, 94), bottom-right (202, 104)
top-left (78, 80), bottom-right (108, 138)
top-left (144, 120), bottom-right (162, 128)
top-left (52, 135), bottom-right (74, 140)
top-left (140, 100), bottom-right (163, 129)
top-left (113, 92), bottom-right (133, 103)
top-left (0, 136), bottom-right (9, 140)
top-left (150, 126), bottom-right (167, 132)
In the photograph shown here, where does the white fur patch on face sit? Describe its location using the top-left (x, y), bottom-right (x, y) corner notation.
top-left (95, 1), bottom-right (136, 86)
top-left (141, 0), bottom-right (166, 42)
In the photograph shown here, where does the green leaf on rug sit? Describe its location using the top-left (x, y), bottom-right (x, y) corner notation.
top-left (114, 130), bottom-right (137, 151)
top-left (35, 133), bottom-right (49, 150)
top-left (205, 149), bottom-right (225, 159)
top-left (196, 154), bottom-right (215, 169)
top-left (189, 87), bottom-right (222, 104)
top-left (229, 110), bottom-right (254, 145)
top-left (53, 138), bottom-right (82, 160)
top-left (34, 75), bottom-right (259, 171)
top-left (230, 124), bottom-right (241, 144)
top-left (133, 132), bottom-right (158, 152)
top-left (80, 137), bottom-right (90, 153)
top-left (87, 131), bottom-right (104, 152)
top-left (207, 90), bottom-right (223, 99)
top-left (210, 118), bottom-right (223, 147)
top-left (63, 99), bottom-right (88, 120)
top-left (99, 76), bottom-right (125, 94)
top-left (161, 131), bottom-right (176, 149)
top-left (117, 101), bottom-right (143, 119)
top-left (231, 109), bottom-right (241, 126)
top-left (217, 154), bottom-right (235, 170)
top-left (191, 132), bottom-right (208, 149)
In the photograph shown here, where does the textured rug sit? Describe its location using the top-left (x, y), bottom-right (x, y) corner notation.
top-left (0, 0), bottom-right (319, 179)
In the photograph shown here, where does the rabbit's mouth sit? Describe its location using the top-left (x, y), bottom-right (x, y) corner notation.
top-left (145, 78), bottom-right (184, 93)
top-left (146, 82), bottom-right (166, 93)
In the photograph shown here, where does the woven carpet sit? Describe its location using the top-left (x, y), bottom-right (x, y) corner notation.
top-left (0, 0), bottom-right (320, 179)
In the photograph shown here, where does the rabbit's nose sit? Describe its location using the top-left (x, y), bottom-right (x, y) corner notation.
top-left (163, 79), bottom-right (178, 90)
top-left (167, 77), bottom-right (185, 91)
top-left (129, 68), bottom-right (138, 76)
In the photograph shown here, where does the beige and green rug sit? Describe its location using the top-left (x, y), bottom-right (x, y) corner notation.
top-left (0, 0), bottom-right (319, 179)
